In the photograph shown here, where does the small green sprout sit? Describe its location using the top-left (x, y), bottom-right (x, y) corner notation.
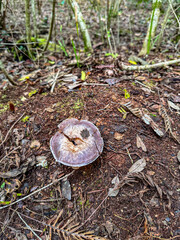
top-left (22, 115), bottom-right (30, 122)
top-left (123, 89), bottom-right (130, 99)
top-left (28, 89), bottom-right (38, 97)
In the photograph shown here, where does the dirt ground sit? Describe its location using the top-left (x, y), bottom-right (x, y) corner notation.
top-left (0, 1), bottom-right (180, 240)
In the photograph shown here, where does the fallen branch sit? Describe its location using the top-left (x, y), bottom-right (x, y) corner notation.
top-left (119, 58), bottom-right (180, 71)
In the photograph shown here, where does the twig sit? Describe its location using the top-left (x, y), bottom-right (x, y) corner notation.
top-left (120, 58), bottom-right (180, 71)
top-left (126, 148), bottom-right (133, 164)
top-left (0, 207), bottom-right (17, 234)
top-left (0, 221), bottom-right (18, 233)
top-left (0, 63), bottom-right (18, 86)
top-left (0, 113), bottom-right (25, 147)
top-left (168, 0), bottom-right (180, 31)
top-left (81, 194), bottom-right (109, 227)
top-left (50, 69), bottom-right (60, 93)
top-left (0, 146), bottom-right (21, 163)
top-left (32, 198), bottom-right (63, 202)
top-left (49, 209), bottom-right (63, 240)
top-left (83, 83), bottom-right (108, 86)
top-left (16, 211), bottom-right (42, 240)
top-left (76, 174), bottom-right (131, 231)
top-left (0, 171), bottom-right (75, 210)
top-left (134, 80), bottom-right (155, 93)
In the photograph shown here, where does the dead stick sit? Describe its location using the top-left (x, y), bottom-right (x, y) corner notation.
top-left (16, 211), bottom-right (42, 240)
top-left (0, 113), bottom-right (25, 147)
top-left (0, 65), bottom-right (18, 86)
top-left (120, 58), bottom-right (180, 71)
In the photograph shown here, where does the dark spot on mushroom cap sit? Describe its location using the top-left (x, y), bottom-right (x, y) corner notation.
top-left (50, 118), bottom-right (104, 167)
top-left (80, 128), bottom-right (90, 139)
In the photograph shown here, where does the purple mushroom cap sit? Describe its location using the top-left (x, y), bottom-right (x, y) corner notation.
top-left (50, 118), bottom-right (104, 167)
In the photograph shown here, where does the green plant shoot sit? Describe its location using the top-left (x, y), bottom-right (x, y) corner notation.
top-left (123, 89), bottom-right (130, 99)
top-left (71, 39), bottom-right (80, 67)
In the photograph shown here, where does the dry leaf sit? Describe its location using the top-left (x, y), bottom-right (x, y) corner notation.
top-left (15, 153), bottom-right (21, 168)
top-left (7, 115), bottom-right (16, 123)
top-left (128, 158), bottom-right (146, 174)
top-left (0, 157), bottom-right (36, 178)
top-left (108, 175), bottom-right (120, 197)
top-left (114, 132), bottom-right (124, 141)
top-left (147, 170), bottom-right (155, 176)
top-left (104, 221), bottom-right (114, 235)
top-left (13, 128), bottom-right (25, 146)
top-left (168, 100), bottom-right (180, 111)
top-left (30, 140), bottom-right (41, 149)
top-left (170, 95), bottom-right (180, 103)
top-left (136, 134), bottom-right (147, 152)
top-left (142, 114), bottom-right (164, 137)
top-left (61, 178), bottom-right (71, 200)
top-left (16, 231), bottom-right (27, 240)
top-left (45, 107), bottom-right (54, 113)
top-left (124, 102), bottom-right (164, 137)
top-left (105, 78), bottom-right (120, 85)
top-left (36, 156), bottom-right (48, 167)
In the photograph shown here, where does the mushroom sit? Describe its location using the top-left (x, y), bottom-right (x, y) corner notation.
top-left (50, 118), bottom-right (104, 168)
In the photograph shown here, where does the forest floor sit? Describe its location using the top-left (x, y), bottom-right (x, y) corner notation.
top-left (0, 2), bottom-right (180, 240)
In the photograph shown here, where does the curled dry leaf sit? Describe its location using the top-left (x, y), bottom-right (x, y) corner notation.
top-left (104, 221), bottom-right (114, 235)
top-left (36, 156), bottom-right (48, 167)
top-left (128, 158), bottom-right (146, 174)
top-left (4, 179), bottom-right (21, 194)
top-left (13, 128), bottom-right (25, 146)
top-left (136, 134), bottom-right (147, 152)
top-left (0, 157), bottom-right (36, 178)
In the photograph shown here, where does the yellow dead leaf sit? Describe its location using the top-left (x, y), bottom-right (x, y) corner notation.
top-left (128, 60), bottom-right (137, 65)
